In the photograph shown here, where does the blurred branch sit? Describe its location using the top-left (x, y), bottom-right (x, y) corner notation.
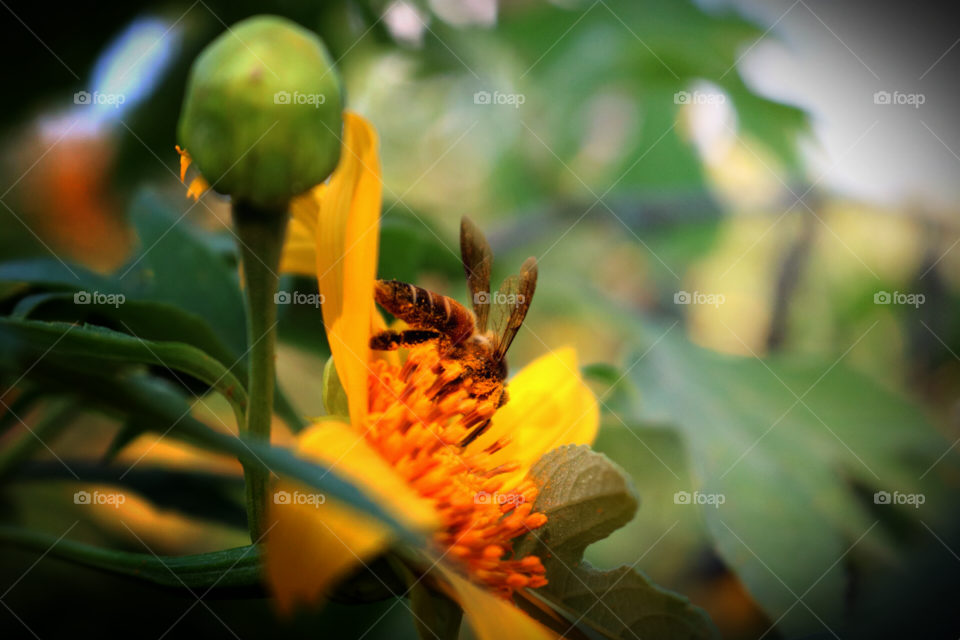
top-left (766, 192), bottom-right (819, 352)
top-left (488, 189), bottom-right (724, 254)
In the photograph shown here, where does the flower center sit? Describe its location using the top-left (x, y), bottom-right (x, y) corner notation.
top-left (364, 344), bottom-right (548, 598)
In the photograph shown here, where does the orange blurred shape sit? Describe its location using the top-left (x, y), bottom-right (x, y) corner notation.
top-left (13, 129), bottom-right (132, 272)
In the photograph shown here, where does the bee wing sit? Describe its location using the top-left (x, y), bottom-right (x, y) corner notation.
top-left (491, 274), bottom-right (518, 344)
top-left (460, 216), bottom-right (493, 333)
top-left (493, 257), bottom-right (538, 362)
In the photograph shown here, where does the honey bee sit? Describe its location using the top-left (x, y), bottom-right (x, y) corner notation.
top-left (370, 216), bottom-right (538, 446)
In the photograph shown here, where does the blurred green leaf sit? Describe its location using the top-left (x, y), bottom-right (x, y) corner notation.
top-left (11, 293), bottom-right (239, 371)
top-left (377, 212), bottom-right (462, 284)
top-left (123, 191), bottom-right (248, 359)
top-left (0, 318), bottom-right (247, 427)
top-left (631, 324), bottom-right (960, 635)
top-left (323, 358), bottom-right (350, 419)
top-left (0, 328), bottom-right (425, 544)
top-left (0, 525), bottom-right (262, 591)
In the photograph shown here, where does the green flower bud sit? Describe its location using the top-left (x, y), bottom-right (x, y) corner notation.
top-left (178, 15), bottom-right (343, 210)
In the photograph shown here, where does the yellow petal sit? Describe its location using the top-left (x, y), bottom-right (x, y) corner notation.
top-left (265, 420), bottom-right (440, 614)
top-left (279, 217), bottom-right (318, 277)
top-left (288, 181), bottom-right (327, 238)
top-left (265, 480), bottom-right (389, 615)
top-left (472, 347), bottom-right (599, 488)
top-left (438, 566), bottom-right (556, 640)
top-left (175, 145), bottom-right (192, 182)
top-left (186, 175), bottom-right (210, 201)
top-left (175, 146), bottom-right (211, 201)
top-left (315, 112), bottom-right (382, 428)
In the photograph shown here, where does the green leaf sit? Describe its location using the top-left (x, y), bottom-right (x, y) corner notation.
top-left (0, 258), bottom-right (120, 295)
top-left (377, 212), bottom-right (462, 285)
top-left (515, 445), bottom-right (720, 640)
top-left (630, 325), bottom-right (959, 636)
top-left (119, 374), bottom-right (426, 545)
top-left (10, 293), bottom-right (239, 373)
top-left (0, 318), bottom-right (247, 428)
top-left (323, 358), bottom-right (350, 419)
top-left (0, 525), bottom-right (262, 591)
top-left (0, 190), bottom-right (247, 363)
top-left (123, 191), bottom-right (248, 360)
top-left (0, 321), bottom-right (422, 545)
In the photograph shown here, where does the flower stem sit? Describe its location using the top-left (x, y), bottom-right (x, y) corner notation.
top-left (232, 202), bottom-right (288, 542)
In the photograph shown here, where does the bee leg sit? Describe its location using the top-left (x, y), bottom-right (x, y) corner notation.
top-left (370, 329), bottom-right (442, 351)
top-left (460, 419), bottom-right (492, 447)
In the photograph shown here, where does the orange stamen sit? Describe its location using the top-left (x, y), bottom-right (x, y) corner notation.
top-left (363, 343), bottom-right (548, 599)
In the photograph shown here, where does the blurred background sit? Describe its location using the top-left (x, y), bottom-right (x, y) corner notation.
top-left (2, 0), bottom-right (960, 638)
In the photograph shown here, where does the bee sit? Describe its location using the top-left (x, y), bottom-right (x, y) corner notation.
top-left (370, 216), bottom-right (538, 446)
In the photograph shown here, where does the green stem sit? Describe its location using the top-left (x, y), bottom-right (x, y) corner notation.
top-left (232, 202), bottom-right (289, 542)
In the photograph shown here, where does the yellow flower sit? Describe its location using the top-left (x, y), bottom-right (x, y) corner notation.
top-left (183, 111), bottom-right (600, 638)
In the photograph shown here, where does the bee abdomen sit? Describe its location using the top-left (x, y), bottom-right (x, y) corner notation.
top-left (375, 280), bottom-right (474, 344)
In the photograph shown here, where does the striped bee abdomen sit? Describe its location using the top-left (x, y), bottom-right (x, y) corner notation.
top-left (374, 279), bottom-right (475, 345)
